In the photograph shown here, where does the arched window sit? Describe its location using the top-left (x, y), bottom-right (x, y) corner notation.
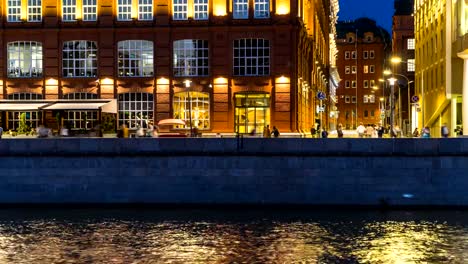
top-left (63, 41), bottom-right (98, 77)
top-left (173, 91), bottom-right (210, 129)
top-left (118, 92), bottom-right (154, 129)
top-left (7, 93), bottom-right (43, 130)
top-left (8, 41), bottom-right (43, 78)
top-left (62, 93), bottom-right (99, 129)
top-left (118, 40), bottom-right (154, 77)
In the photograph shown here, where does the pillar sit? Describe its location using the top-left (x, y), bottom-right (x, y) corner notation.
top-left (458, 50), bottom-right (468, 135)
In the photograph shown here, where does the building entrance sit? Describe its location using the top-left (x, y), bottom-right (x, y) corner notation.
top-left (234, 93), bottom-right (270, 134)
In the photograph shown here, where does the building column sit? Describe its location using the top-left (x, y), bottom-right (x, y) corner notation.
top-left (458, 50), bottom-right (468, 135)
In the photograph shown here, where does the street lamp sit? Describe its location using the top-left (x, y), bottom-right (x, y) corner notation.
top-left (388, 77), bottom-right (397, 136)
top-left (184, 80), bottom-right (193, 137)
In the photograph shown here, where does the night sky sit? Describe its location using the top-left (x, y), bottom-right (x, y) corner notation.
top-left (338, 0), bottom-right (394, 34)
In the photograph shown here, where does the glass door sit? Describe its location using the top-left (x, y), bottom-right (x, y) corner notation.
top-left (234, 93), bottom-right (270, 134)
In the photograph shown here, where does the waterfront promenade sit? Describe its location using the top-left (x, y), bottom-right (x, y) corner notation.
top-left (0, 137), bottom-right (467, 206)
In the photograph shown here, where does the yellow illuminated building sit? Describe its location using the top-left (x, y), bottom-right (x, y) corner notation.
top-left (415, 0), bottom-right (468, 136)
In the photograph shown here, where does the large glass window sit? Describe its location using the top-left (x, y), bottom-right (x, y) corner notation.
top-left (63, 93), bottom-right (99, 129)
top-left (118, 92), bottom-right (154, 129)
top-left (173, 39), bottom-right (209, 77)
top-left (118, 40), bottom-right (154, 77)
top-left (138, 0), bottom-right (153, 20)
top-left (173, 92), bottom-right (210, 129)
top-left (117, 0), bottom-right (132, 20)
top-left (62, 0), bottom-right (76, 21)
top-left (28, 0), bottom-right (42, 22)
top-left (233, 38), bottom-right (270, 76)
top-left (233, 0), bottom-right (248, 19)
top-left (173, 0), bottom-right (187, 20)
top-left (234, 93), bottom-right (270, 134)
top-left (7, 0), bottom-right (21, 22)
top-left (82, 0), bottom-right (97, 21)
top-left (63, 41), bottom-right (98, 77)
top-left (407, 38), bottom-right (415, 50)
top-left (7, 93), bottom-right (43, 130)
top-left (193, 0), bottom-right (208, 20)
top-left (254, 0), bottom-right (269, 18)
top-left (8, 41), bottom-right (43, 78)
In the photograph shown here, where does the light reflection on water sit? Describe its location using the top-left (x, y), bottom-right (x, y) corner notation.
top-left (0, 209), bottom-right (467, 263)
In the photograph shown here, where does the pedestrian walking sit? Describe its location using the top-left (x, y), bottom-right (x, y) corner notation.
top-left (441, 123), bottom-right (449, 138)
top-left (412, 128), bottom-right (419, 138)
top-left (271, 126), bottom-right (280, 138)
top-left (356, 123), bottom-right (366, 138)
top-left (263, 125), bottom-right (271, 138)
top-left (337, 123), bottom-right (344, 138)
top-left (421, 126), bottom-right (431, 138)
top-left (321, 127), bottom-right (328, 138)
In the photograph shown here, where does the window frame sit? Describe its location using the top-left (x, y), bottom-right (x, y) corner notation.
top-left (173, 39), bottom-right (209, 77)
top-left (28, 0), bottom-right (42, 22)
top-left (7, 41), bottom-right (43, 78)
top-left (117, 40), bottom-right (154, 77)
top-left (233, 38), bottom-right (270, 76)
top-left (62, 0), bottom-right (77, 21)
top-left (233, 0), bottom-right (248, 19)
top-left (82, 0), bottom-right (97, 21)
top-left (62, 40), bottom-right (98, 78)
top-left (117, 0), bottom-right (132, 21)
top-left (7, 0), bottom-right (21, 22)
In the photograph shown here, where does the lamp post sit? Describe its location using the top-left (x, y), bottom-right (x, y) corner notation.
top-left (388, 77), bottom-right (397, 136)
top-left (389, 73), bottom-right (413, 136)
top-left (184, 80), bottom-right (193, 137)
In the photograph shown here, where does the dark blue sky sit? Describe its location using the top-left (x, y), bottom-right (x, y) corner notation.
top-left (338, 0), bottom-right (394, 34)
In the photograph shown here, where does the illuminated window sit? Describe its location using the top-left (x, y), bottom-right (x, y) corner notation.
top-left (254, 0), bottom-right (269, 18)
top-left (370, 80), bottom-right (375, 87)
top-left (173, 39), bottom-right (209, 77)
top-left (138, 0), bottom-right (153, 20)
top-left (351, 66), bottom-right (356, 74)
top-left (369, 94), bottom-right (375, 103)
top-left (62, 41), bottom-right (98, 77)
top-left (7, 93), bottom-right (43, 130)
top-left (8, 41), bottom-right (43, 78)
top-left (233, 38), bottom-right (270, 76)
top-left (118, 40), bottom-right (153, 77)
top-left (407, 38), bottom-right (415, 50)
top-left (363, 95), bottom-right (369, 103)
top-left (83, 0), bottom-right (97, 21)
top-left (117, 0), bottom-right (132, 21)
top-left (62, 0), bottom-right (76, 21)
top-left (233, 0), bottom-right (248, 19)
top-left (351, 80), bottom-right (356, 88)
top-left (194, 0), bottom-right (208, 20)
top-left (173, 91), bottom-right (210, 129)
top-left (173, 0), bottom-right (188, 20)
top-left (28, 0), bottom-right (42, 22)
top-left (363, 65), bottom-right (368, 73)
top-left (118, 92), bottom-right (154, 129)
top-left (407, 59), bottom-right (415, 72)
top-left (63, 93), bottom-right (99, 129)
top-left (7, 0), bottom-right (21, 22)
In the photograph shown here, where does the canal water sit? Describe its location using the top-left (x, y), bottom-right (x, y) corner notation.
top-left (0, 209), bottom-right (467, 263)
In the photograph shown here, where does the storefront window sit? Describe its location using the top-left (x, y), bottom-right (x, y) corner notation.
top-left (234, 93), bottom-right (270, 134)
top-left (173, 91), bottom-right (210, 129)
top-left (63, 93), bottom-right (98, 129)
top-left (7, 93), bottom-right (43, 130)
top-left (118, 92), bottom-right (154, 129)
top-left (8, 41), bottom-right (43, 78)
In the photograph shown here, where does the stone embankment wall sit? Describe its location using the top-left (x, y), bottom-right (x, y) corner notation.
top-left (0, 138), bottom-right (467, 206)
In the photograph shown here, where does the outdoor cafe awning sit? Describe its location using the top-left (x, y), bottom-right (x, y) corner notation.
top-left (0, 103), bottom-right (48, 111)
top-left (0, 99), bottom-right (118, 113)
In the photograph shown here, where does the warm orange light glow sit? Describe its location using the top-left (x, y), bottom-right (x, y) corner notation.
top-left (390, 56), bottom-right (402, 64)
top-left (214, 77), bottom-right (227, 84)
top-left (101, 78), bottom-right (114, 85)
top-left (20, 0), bottom-right (27, 21)
top-left (276, 5), bottom-right (290, 15)
top-left (131, 0), bottom-right (138, 19)
top-left (157, 77), bottom-right (169, 85)
top-left (276, 75), bottom-right (290, 84)
top-left (383, 70), bottom-right (392, 75)
top-left (46, 78), bottom-right (58, 86)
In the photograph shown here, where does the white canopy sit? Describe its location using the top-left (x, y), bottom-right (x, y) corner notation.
top-left (0, 103), bottom-right (48, 111)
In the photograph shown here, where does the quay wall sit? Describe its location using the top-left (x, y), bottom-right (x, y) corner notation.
top-left (0, 138), bottom-right (467, 206)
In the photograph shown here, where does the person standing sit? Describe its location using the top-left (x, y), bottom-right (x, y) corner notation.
top-left (412, 128), bottom-right (419, 138)
top-left (337, 123), bottom-right (344, 138)
top-left (441, 123), bottom-right (449, 138)
top-left (271, 126), bottom-right (280, 138)
top-left (421, 126), bottom-right (431, 138)
top-left (356, 123), bottom-right (366, 138)
top-left (321, 127), bottom-right (328, 138)
top-left (263, 125), bottom-right (271, 138)
top-left (377, 125), bottom-right (384, 138)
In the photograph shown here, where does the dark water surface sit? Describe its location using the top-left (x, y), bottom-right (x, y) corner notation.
top-left (0, 209), bottom-right (467, 263)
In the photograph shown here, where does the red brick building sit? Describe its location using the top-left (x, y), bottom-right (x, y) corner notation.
top-left (335, 18), bottom-right (390, 129)
top-left (0, 0), bottom-right (338, 135)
